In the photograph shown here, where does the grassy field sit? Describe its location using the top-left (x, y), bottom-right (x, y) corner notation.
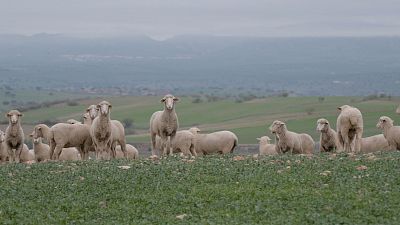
top-left (10, 95), bottom-right (400, 144)
top-left (1, 152), bottom-right (400, 224)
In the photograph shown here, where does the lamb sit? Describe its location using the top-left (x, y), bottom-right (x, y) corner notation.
top-left (269, 120), bottom-right (314, 154)
top-left (257, 136), bottom-right (278, 156)
top-left (316, 118), bottom-right (338, 152)
top-left (0, 130), bottom-right (8, 163)
top-left (336, 105), bottom-right (363, 153)
top-left (115, 144), bottom-right (139, 160)
top-left (361, 134), bottom-right (391, 153)
top-left (32, 123), bottom-right (92, 160)
top-left (59, 147), bottom-right (81, 161)
top-left (29, 135), bottom-right (50, 162)
top-left (189, 127), bottom-right (238, 155)
top-left (150, 94), bottom-right (179, 156)
top-left (20, 144), bottom-right (35, 163)
top-left (4, 110), bottom-right (25, 163)
top-left (90, 101), bottom-right (127, 160)
top-left (155, 130), bottom-right (197, 157)
top-left (376, 116), bottom-right (400, 150)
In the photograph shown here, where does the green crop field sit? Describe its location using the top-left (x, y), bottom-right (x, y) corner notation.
top-left (9, 94), bottom-right (400, 144)
top-left (1, 152), bottom-right (400, 224)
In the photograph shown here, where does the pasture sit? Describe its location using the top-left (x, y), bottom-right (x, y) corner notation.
top-left (1, 152), bottom-right (400, 224)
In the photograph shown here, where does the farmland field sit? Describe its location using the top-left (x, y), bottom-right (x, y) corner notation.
top-left (4, 94), bottom-right (399, 145)
top-left (1, 152), bottom-right (400, 224)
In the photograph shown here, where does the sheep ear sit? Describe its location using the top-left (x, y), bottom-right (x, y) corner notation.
top-left (279, 122), bottom-right (285, 126)
top-left (19, 113), bottom-right (23, 117)
top-left (109, 104), bottom-right (112, 109)
top-left (173, 97), bottom-right (179, 102)
top-left (29, 133), bottom-right (33, 137)
top-left (37, 127), bottom-right (42, 131)
top-left (160, 98), bottom-right (166, 103)
top-left (256, 138), bottom-right (261, 141)
top-left (266, 137), bottom-right (271, 141)
top-left (5, 113), bottom-right (10, 118)
top-left (337, 107), bottom-right (342, 111)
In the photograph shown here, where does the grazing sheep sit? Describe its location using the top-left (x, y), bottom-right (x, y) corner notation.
top-left (20, 144), bottom-right (35, 163)
top-left (90, 101), bottom-right (127, 160)
top-left (361, 134), bottom-right (391, 153)
top-left (269, 120), bottom-right (314, 154)
top-left (4, 110), bottom-right (25, 163)
top-left (155, 130), bottom-right (197, 157)
top-left (59, 147), bottom-right (81, 161)
top-left (30, 135), bottom-right (50, 162)
top-left (376, 116), bottom-right (400, 150)
top-left (189, 127), bottom-right (238, 155)
top-left (336, 105), bottom-right (363, 153)
top-left (32, 123), bottom-right (92, 160)
top-left (115, 144), bottom-right (139, 160)
top-left (257, 136), bottom-right (278, 156)
top-left (0, 130), bottom-right (8, 163)
top-left (316, 118), bottom-right (338, 152)
top-left (150, 94), bottom-right (179, 156)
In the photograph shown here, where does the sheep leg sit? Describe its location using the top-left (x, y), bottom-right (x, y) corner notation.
top-left (355, 128), bottom-right (363, 153)
top-left (161, 136), bottom-right (168, 156)
top-left (53, 145), bottom-right (63, 160)
top-left (118, 140), bottom-right (127, 159)
top-left (150, 133), bottom-right (157, 156)
top-left (49, 140), bottom-right (56, 160)
top-left (190, 144), bottom-right (197, 157)
top-left (15, 144), bottom-right (23, 163)
top-left (6, 144), bottom-right (14, 163)
top-left (168, 136), bottom-right (174, 156)
top-left (110, 142), bottom-right (117, 159)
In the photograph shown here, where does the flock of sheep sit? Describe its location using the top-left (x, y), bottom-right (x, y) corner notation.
top-left (0, 94), bottom-right (400, 163)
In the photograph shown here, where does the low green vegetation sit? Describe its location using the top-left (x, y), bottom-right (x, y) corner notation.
top-left (1, 152), bottom-right (399, 224)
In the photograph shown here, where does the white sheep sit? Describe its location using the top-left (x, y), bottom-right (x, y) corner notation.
top-left (4, 110), bottom-right (25, 163)
top-left (257, 136), bottom-right (278, 156)
top-left (20, 144), bottom-right (35, 163)
top-left (269, 120), bottom-right (314, 154)
top-left (29, 135), bottom-right (50, 162)
top-left (59, 147), bottom-right (81, 161)
top-left (150, 94), bottom-right (179, 156)
top-left (86, 104), bottom-right (98, 125)
top-left (0, 130), bottom-right (8, 163)
top-left (189, 127), bottom-right (238, 155)
top-left (155, 130), bottom-right (197, 157)
top-left (376, 116), bottom-right (400, 150)
top-left (115, 144), bottom-right (139, 160)
top-left (90, 101), bottom-right (127, 160)
top-left (316, 118), bottom-right (338, 152)
top-left (336, 105), bottom-right (363, 153)
top-left (32, 123), bottom-right (92, 160)
top-left (361, 134), bottom-right (391, 153)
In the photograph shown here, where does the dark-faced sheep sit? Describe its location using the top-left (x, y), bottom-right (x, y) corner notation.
top-left (269, 120), bottom-right (314, 154)
top-left (4, 110), bottom-right (24, 163)
top-left (336, 105), bottom-right (363, 153)
top-left (376, 116), bottom-right (400, 150)
top-left (150, 94), bottom-right (179, 156)
top-left (316, 118), bottom-right (338, 152)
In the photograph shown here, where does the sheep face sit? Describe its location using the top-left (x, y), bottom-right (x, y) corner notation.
top-left (0, 131), bottom-right (5, 143)
top-left (317, 119), bottom-right (329, 133)
top-left (269, 120), bottom-right (285, 134)
top-left (32, 125), bottom-right (44, 139)
top-left (161, 94), bottom-right (179, 110)
top-left (6, 110), bottom-right (23, 124)
top-left (189, 127), bottom-right (201, 135)
top-left (86, 105), bottom-right (98, 120)
top-left (30, 134), bottom-right (41, 144)
top-left (97, 101), bottom-right (112, 116)
top-left (376, 116), bottom-right (394, 129)
top-left (257, 136), bottom-right (271, 145)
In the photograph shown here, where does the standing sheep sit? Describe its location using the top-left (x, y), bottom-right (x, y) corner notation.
top-left (32, 123), bottom-right (92, 160)
top-left (155, 130), bottom-right (197, 157)
top-left (90, 101), bottom-right (127, 160)
top-left (150, 94), bottom-right (179, 156)
top-left (189, 127), bottom-right (238, 155)
top-left (269, 120), bottom-right (314, 154)
top-left (336, 105), bottom-right (363, 153)
top-left (316, 118), bottom-right (338, 152)
top-left (376, 116), bottom-right (400, 150)
top-left (257, 136), bottom-right (278, 156)
top-left (4, 110), bottom-right (25, 163)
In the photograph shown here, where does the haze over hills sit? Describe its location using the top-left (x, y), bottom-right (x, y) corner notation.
top-left (0, 34), bottom-right (399, 96)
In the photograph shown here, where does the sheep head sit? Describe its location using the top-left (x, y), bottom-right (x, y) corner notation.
top-left (337, 105), bottom-right (351, 112)
top-left (83, 113), bottom-right (90, 124)
top-left (6, 110), bottom-right (23, 124)
top-left (86, 105), bottom-right (98, 119)
top-left (32, 124), bottom-right (46, 139)
top-left (0, 130), bottom-right (5, 143)
top-left (189, 127), bottom-right (201, 135)
top-left (316, 118), bottom-right (330, 133)
top-left (269, 120), bottom-right (286, 134)
top-left (96, 101), bottom-right (112, 116)
top-left (257, 136), bottom-right (271, 145)
top-left (377, 116), bottom-right (394, 129)
top-left (161, 94), bottom-right (179, 110)
top-left (29, 133), bottom-right (41, 144)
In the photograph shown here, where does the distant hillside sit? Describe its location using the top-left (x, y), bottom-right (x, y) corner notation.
top-left (0, 35), bottom-right (400, 96)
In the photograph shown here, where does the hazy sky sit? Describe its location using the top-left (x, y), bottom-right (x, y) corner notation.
top-left (1, 0), bottom-right (400, 39)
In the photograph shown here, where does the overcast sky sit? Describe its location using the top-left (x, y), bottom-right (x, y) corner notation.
top-left (1, 0), bottom-right (400, 39)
